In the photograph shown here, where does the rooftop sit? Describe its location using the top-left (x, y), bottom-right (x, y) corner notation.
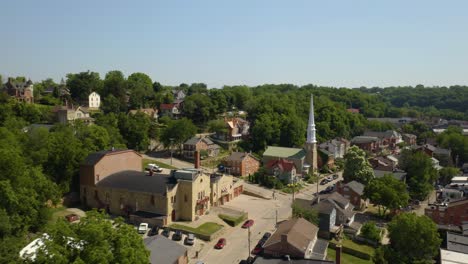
top-left (144, 235), bottom-right (187, 264)
top-left (263, 146), bottom-right (306, 159)
top-left (96, 170), bottom-right (175, 194)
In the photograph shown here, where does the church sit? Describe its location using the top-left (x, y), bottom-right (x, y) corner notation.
top-left (262, 95), bottom-right (318, 182)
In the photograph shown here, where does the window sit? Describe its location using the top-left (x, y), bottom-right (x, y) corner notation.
top-left (184, 195), bottom-right (188, 202)
top-left (151, 195), bottom-right (155, 205)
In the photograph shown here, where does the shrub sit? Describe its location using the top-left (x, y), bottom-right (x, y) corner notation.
top-left (361, 221), bottom-right (381, 243)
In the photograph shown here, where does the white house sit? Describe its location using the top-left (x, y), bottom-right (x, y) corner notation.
top-left (88, 92), bottom-right (101, 109)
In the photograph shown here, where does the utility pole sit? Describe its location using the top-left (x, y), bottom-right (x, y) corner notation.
top-left (169, 138), bottom-right (174, 165)
top-left (247, 226), bottom-right (251, 261)
top-left (275, 210), bottom-right (278, 226)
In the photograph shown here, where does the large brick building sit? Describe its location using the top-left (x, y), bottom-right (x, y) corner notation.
top-left (80, 149), bottom-right (242, 226)
top-left (224, 152), bottom-right (260, 176)
top-left (425, 198), bottom-right (468, 227)
top-left (4, 78), bottom-right (34, 103)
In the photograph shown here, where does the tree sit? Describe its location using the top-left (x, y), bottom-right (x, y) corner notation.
top-left (207, 119), bottom-right (227, 135)
top-left (292, 201), bottom-right (319, 225)
top-left (183, 93), bottom-right (214, 124)
top-left (102, 71), bottom-right (128, 111)
top-left (160, 118), bottom-right (197, 153)
top-left (127, 72), bottom-right (153, 108)
top-left (360, 221), bottom-right (381, 243)
top-left (343, 146), bottom-right (374, 185)
top-left (399, 150), bottom-right (438, 200)
top-left (384, 213), bottom-right (441, 263)
top-left (438, 167), bottom-right (460, 186)
top-left (118, 112), bottom-right (151, 151)
top-left (364, 175), bottom-right (409, 217)
top-left (34, 210), bottom-right (149, 264)
top-left (66, 71), bottom-right (102, 103)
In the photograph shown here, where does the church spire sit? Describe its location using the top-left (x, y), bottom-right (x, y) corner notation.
top-left (306, 95), bottom-right (317, 144)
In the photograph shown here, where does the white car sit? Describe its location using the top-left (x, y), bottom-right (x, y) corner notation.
top-left (146, 163), bottom-right (160, 171)
top-left (138, 223), bottom-right (149, 234)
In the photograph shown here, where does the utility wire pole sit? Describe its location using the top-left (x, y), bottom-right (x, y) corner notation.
top-left (247, 226), bottom-right (251, 261)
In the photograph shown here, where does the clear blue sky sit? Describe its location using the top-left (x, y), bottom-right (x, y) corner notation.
top-left (2, 0), bottom-right (468, 88)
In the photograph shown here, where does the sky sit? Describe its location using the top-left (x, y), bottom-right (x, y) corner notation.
top-left (1, 0), bottom-right (468, 88)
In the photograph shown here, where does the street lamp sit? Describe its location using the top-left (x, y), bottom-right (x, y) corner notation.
top-left (169, 138), bottom-right (174, 165)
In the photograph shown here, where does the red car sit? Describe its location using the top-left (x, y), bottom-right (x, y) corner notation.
top-left (242, 219), bottom-right (254, 228)
top-left (215, 238), bottom-right (226, 249)
top-left (251, 244), bottom-right (263, 255)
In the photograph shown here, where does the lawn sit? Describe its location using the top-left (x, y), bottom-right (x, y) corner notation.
top-left (327, 248), bottom-right (373, 264)
top-left (142, 159), bottom-right (177, 170)
top-left (331, 238), bottom-right (375, 254)
top-left (48, 206), bottom-right (82, 223)
top-left (170, 222), bottom-right (223, 236)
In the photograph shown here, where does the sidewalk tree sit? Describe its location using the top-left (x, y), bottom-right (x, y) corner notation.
top-left (364, 175), bottom-right (409, 217)
top-left (399, 150), bottom-right (437, 200)
top-left (343, 146), bottom-right (374, 184)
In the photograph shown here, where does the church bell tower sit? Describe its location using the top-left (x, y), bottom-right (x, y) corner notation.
top-left (304, 95), bottom-right (318, 171)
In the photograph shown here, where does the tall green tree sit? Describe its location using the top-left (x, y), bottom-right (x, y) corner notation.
top-left (364, 175), bottom-right (409, 217)
top-left (66, 71), bottom-right (102, 103)
top-left (160, 118), bottom-right (197, 153)
top-left (33, 210), bottom-right (149, 264)
top-left (183, 93), bottom-right (214, 124)
top-left (382, 213), bottom-right (441, 263)
top-left (118, 112), bottom-right (151, 151)
top-left (343, 146), bottom-right (374, 184)
top-left (399, 150), bottom-right (438, 200)
top-left (127, 72), bottom-right (153, 108)
top-left (438, 167), bottom-right (460, 186)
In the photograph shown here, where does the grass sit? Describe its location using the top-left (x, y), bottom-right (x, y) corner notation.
top-left (48, 206), bottom-right (79, 223)
top-left (331, 238), bottom-right (376, 253)
top-left (142, 158), bottom-right (177, 170)
top-left (327, 248), bottom-right (373, 264)
top-left (170, 222), bottom-right (223, 236)
top-left (218, 213), bottom-right (247, 226)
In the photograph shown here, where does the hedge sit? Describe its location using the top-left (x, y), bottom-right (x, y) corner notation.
top-left (219, 213), bottom-right (247, 227)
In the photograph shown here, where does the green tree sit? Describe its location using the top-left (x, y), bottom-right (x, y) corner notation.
top-left (160, 118), bottom-right (197, 153)
top-left (118, 112), bottom-right (151, 151)
top-left (343, 146), bottom-right (374, 185)
top-left (364, 175), bottom-right (409, 217)
top-left (183, 93), bottom-right (214, 124)
top-left (360, 221), bottom-right (381, 243)
top-left (127, 72), bottom-right (153, 108)
top-left (292, 201), bottom-right (319, 225)
top-left (66, 71), bottom-right (102, 103)
top-left (34, 210), bottom-right (149, 264)
top-left (384, 213), bottom-right (441, 263)
top-left (207, 119), bottom-right (228, 134)
top-left (399, 150), bottom-right (438, 200)
top-left (102, 71), bottom-right (128, 111)
top-left (438, 167), bottom-right (460, 186)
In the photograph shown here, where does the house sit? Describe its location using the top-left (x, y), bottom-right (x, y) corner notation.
top-left (262, 218), bottom-right (329, 260)
top-left (263, 147), bottom-right (307, 174)
top-left (373, 169), bottom-right (406, 182)
top-left (56, 105), bottom-right (94, 124)
top-left (173, 89), bottom-right (186, 101)
top-left (213, 117), bottom-right (250, 142)
top-left (80, 149), bottom-right (223, 225)
top-left (402, 133), bottom-right (417, 146)
top-left (253, 257), bottom-right (334, 264)
top-left (439, 188), bottom-right (464, 201)
top-left (144, 235), bottom-right (188, 264)
top-left (224, 152), bottom-right (260, 176)
top-left (4, 77), bottom-right (34, 103)
top-left (425, 198), bottom-right (468, 227)
top-left (319, 138), bottom-right (349, 159)
top-left (363, 130), bottom-right (403, 149)
top-left (129, 108), bottom-right (158, 120)
top-left (350, 136), bottom-right (381, 152)
top-left (336, 181), bottom-right (367, 210)
top-left (317, 149), bottom-right (335, 170)
top-left (182, 136), bottom-right (220, 159)
top-left (210, 173), bottom-right (243, 207)
top-left (160, 102), bottom-right (182, 118)
top-left (432, 157), bottom-right (443, 170)
top-left (87, 92), bottom-right (100, 109)
top-left (433, 147), bottom-right (452, 167)
top-left (369, 156), bottom-right (395, 171)
top-left (265, 158), bottom-right (298, 183)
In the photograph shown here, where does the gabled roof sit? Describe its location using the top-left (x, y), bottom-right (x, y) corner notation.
top-left (184, 136), bottom-right (202, 145)
top-left (96, 170), bottom-right (174, 194)
top-left (265, 159), bottom-right (296, 172)
top-left (345, 181), bottom-right (365, 196)
top-left (320, 192), bottom-right (350, 209)
top-left (363, 130), bottom-right (400, 139)
top-left (226, 152), bottom-right (259, 162)
top-left (351, 136), bottom-right (380, 144)
top-left (160, 103), bottom-right (177, 110)
top-left (82, 149), bottom-right (140, 166)
top-left (263, 218), bottom-right (318, 253)
top-left (144, 235), bottom-right (187, 264)
top-left (423, 144), bottom-right (437, 152)
top-left (263, 146), bottom-right (306, 159)
top-left (434, 147), bottom-right (451, 156)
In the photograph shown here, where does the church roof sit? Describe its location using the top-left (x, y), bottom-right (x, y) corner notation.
top-left (263, 146), bottom-right (306, 160)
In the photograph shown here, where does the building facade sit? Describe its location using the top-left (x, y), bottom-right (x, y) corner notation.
top-left (88, 92), bottom-right (101, 109)
top-left (425, 198), bottom-right (468, 227)
top-left (224, 152), bottom-right (260, 176)
top-left (4, 78), bottom-right (34, 103)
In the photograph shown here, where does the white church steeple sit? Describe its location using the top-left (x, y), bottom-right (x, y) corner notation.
top-left (306, 95), bottom-right (317, 144)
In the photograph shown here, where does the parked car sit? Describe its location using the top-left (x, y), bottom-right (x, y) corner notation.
top-left (138, 223), bottom-right (149, 234)
top-left (242, 219), bottom-right (254, 228)
top-left (320, 179), bottom-right (329, 185)
top-left (261, 232), bottom-right (272, 241)
top-left (332, 174), bottom-right (339, 180)
top-left (148, 225), bottom-right (160, 236)
top-left (161, 227), bottom-right (171, 237)
top-left (185, 233), bottom-right (196, 245)
top-left (215, 238), bottom-right (227, 249)
top-left (146, 163), bottom-right (160, 171)
top-left (172, 230), bottom-right (183, 241)
top-left (326, 176), bottom-right (333, 181)
top-left (251, 243), bottom-right (263, 255)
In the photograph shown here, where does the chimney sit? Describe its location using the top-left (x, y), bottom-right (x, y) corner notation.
top-left (281, 234), bottom-right (288, 243)
top-left (194, 150), bottom-right (201, 169)
top-left (335, 245), bottom-right (342, 264)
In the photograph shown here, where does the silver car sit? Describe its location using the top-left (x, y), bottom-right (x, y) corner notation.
top-left (185, 233), bottom-right (195, 245)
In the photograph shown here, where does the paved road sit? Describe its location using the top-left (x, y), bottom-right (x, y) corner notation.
top-left (142, 154), bottom-right (195, 169)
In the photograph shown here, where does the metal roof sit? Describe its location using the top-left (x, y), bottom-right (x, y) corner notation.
top-left (144, 235), bottom-right (187, 264)
top-left (263, 146), bottom-right (306, 159)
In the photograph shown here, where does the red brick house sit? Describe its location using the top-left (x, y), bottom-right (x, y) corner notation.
top-left (4, 78), bottom-right (34, 103)
top-left (350, 136), bottom-right (381, 152)
top-left (425, 198), bottom-right (468, 227)
top-left (336, 181), bottom-right (367, 210)
top-left (224, 152), bottom-right (260, 176)
top-left (182, 136), bottom-right (220, 159)
top-left (402, 133), bottom-right (417, 146)
top-left (265, 158), bottom-right (297, 183)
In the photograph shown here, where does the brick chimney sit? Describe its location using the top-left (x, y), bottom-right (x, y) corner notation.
top-left (194, 150), bottom-right (201, 169)
top-left (335, 245), bottom-right (342, 264)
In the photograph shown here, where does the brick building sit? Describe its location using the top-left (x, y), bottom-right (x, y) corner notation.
top-left (336, 181), bottom-right (367, 210)
top-left (4, 78), bottom-right (34, 103)
top-left (182, 136), bottom-right (220, 159)
top-left (425, 198), bottom-right (468, 227)
top-left (224, 152), bottom-right (260, 176)
top-left (350, 136), bottom-right (381, 152)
